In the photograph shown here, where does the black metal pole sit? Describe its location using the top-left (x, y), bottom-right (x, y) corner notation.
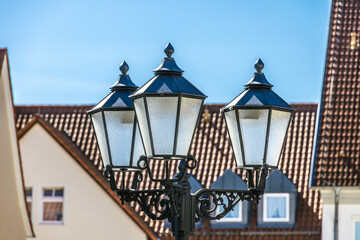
top-left (170, 160), bottom-right (195, 240)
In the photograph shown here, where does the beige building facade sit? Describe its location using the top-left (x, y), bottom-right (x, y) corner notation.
top-left (0, 49), bottom-right (34, 239)
top-left (19, 119), bottom-right (154, 240)
top-left (318, 188), bottom-right (360, 240)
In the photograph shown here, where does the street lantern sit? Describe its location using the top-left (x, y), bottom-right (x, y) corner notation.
top-left (88, 61), bottom-right (144, 171)
top-left (129, 43), bottom-right (207, 159)
top-left (88, 44), bottom-right (295, 240)
top-left (221, 59), bottom-right (294, 169)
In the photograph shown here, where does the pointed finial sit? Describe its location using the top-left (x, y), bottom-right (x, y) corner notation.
top-left (119, 61), bottom-right (129, 75)
top-left (164, 42), bottom-right (174, 58)
top-left (254, 58), bottom-right (264, 73)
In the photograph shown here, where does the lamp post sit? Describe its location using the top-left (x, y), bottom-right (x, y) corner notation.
top-left (89, 43), bottom-right (294, 240)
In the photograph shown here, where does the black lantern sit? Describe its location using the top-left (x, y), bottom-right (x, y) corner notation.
top-left (129, 43), bottom-right (207, 159)
top-left (221, 59), bottom-right (294, 169)
top-left (88, 61), bottom-right (144, 171)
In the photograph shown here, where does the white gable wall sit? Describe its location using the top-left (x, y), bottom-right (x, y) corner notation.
top-left (0, 53), bottom-right (33, 239)
top-left (20, 124), bottom-right (147, 240)
top-left (321, 188), bottom-right (360, 240)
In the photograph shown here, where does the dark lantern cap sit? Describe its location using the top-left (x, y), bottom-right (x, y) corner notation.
top-left (130, 43), bottom-right (206, 99)
top-left (88, 61), bottom-right (138, 113)
top-left (221, 58), bottom-right (294, 111)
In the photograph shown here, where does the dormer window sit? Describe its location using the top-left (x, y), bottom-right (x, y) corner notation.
top-left (263, 193), bottom-right (290, 222)
top-left (257, 170), bottom-right (297, 227)
top-left (211, 169), bottom-right (249, 227)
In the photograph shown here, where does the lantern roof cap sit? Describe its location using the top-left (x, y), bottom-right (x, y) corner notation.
top-left (244, 59), bottom-right (273, 89)
top-left (130, 43), bottom-right (206, 99)
top-left (88, 62), bottom-right (138, 113)
top-left (110, 61), bottom-right (138, 90)
top-left (221, 59), bottom-right (294, 111)
top-left (153, 43), bottom-right (184, 74)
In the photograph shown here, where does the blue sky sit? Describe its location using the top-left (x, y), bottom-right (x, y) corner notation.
top-left (1, 0), bottom-right (331, 105)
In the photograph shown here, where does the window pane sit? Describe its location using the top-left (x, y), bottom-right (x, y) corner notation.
top-left (266, 110), bottom-right (291, 167)
top-left (133, 98), bottom-right (152, 155)
top-left (54, 189), bottom-right (64, 197)
top-left (146, 97), bottom-right (178, 155)
top-left (25, 188), bottom-right (32, 197)
top-left (356, 221), bottom-right (360, 240)
top-left (218, 198), bottom-right (240, 219)
top-left (43, 202), bottom-right (63, 221)
top-left (104, 110), bottom-right (134, 167)
top-left (43, 189), bottom-right (53, 197)
top-left (238, 109), bottom-right (269, 166)
top-left (224, 110), bottom-right (243, 168)
top-left (91, 112), bottom-right (110, 166)
top-left (176, 97), bottom-right (202, 156)
top-left (266, 196), bottom-right (287, 219)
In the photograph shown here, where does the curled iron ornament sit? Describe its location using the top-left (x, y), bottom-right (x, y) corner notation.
top-left (103, 156), bottom-right (268, 240)
top-left (193, 189), bottom-right (260, 221)
top-left (122, 189), bottom-right (171, 220)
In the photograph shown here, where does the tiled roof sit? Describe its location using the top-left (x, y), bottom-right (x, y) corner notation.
top-left (312, 0), bottom-right (360, 187)
top-left (16, 103), bottom-right (320, 239)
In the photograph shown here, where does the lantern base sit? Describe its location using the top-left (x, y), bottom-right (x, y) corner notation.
top-left (143, 154), bottom-right (191, 160)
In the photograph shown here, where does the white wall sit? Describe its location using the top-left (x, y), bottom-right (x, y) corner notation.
top-left (321, 188), bottom-right (360, 240)
top-left (20, 124), bottom-right (147, 240)
top-left (0, 53), bottom-right (33, 239)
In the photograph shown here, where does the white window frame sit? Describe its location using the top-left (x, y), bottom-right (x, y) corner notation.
top-left (216, 198), bottom-right (242, 222)
top-left (263, 193), bottom-right (290, 222)
top-left (40, 187), bottom-right (64, 224)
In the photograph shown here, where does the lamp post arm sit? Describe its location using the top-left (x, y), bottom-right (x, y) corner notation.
top-left (104, 156), bottom-right (269, 240)
top-left (116, 188), bottom-right (172, 220)
top-left (192, 164), bottom-right (269, 221)
top-left (193, 188), bottom-right (261, 221)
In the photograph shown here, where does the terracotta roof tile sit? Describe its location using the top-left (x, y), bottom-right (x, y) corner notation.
top-left (312, 0), bottom-right (360, 187)
top-left (16, 103), bottom-right (320, 239)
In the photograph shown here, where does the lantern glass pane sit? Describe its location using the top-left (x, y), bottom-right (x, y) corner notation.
top-left (266, 110), bottom-right (292, 167)
top-left (147, 96), bottom-right (178, 155)
top-left (176, 97), bottom-right (202, 156)
top-left (238, 109), bottom-right (269, 166)
top-left (133, 98), bottom-right (152, 156)
top-left (224, 110), bottom-right (243, 168)
top-left (104, 111), bottom-right (134, 167)
top-left (91, 112), bottom-right (110, 167)
top-left (131, 122), bottom-right (145, 168)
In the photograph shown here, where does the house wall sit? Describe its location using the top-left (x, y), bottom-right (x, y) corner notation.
top-left (20, 124), bottom-right (147, 240)
top-left (321, 188), bottom-right (360, 240)
top-left (0, 54), bottom-right (32, 239)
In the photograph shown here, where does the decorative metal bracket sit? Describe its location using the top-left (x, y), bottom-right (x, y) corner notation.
top-left (103, 156), bottom-right (269, 240)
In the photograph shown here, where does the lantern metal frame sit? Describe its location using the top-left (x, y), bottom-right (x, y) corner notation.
top-left (89, 44), bottom-right (293, 240)
top-left (222, 105), bottom-right (294, 169)
top-left (221, 58), bottom-right (295, 170)
top-left (130, 94), bottom-right (205, 160)
top-left (129, 43), bottom-right (207, 160)
top-left (88, 61), bottom-right (144, 171)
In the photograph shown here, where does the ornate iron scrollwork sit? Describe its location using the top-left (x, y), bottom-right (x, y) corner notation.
top-left (104, 156), bottom-right (269, 240)
top-left (193, 189), bottom-right (260, 221)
